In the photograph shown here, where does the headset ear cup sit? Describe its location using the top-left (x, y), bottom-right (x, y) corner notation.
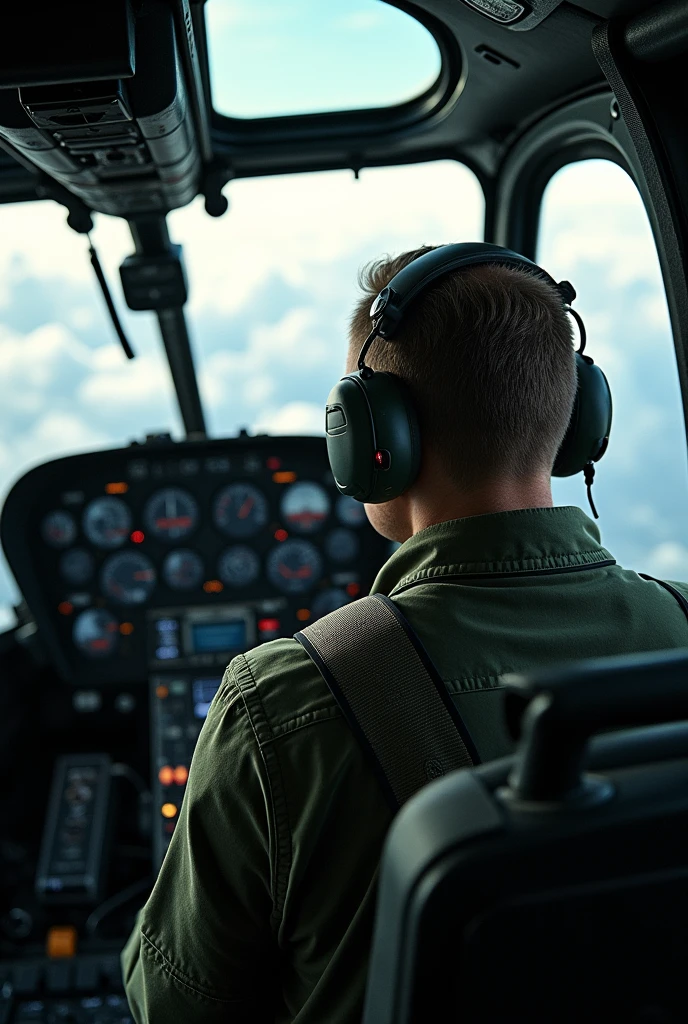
top-left (553, 353), bottom-right (612, 477)
top-left (325, 372), bottom-right (421, 503)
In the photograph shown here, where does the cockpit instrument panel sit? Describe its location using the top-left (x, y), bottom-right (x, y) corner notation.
top-left (1, 437), bottom-right (389, 686)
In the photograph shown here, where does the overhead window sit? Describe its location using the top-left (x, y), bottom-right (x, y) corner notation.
top-left (205, 0), bottom-right (442, 119)
top-left (539, 159), bottom-right (688, 577)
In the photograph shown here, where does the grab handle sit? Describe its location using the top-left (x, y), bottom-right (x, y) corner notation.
top-left (503, 648), bottom-right (688, 803)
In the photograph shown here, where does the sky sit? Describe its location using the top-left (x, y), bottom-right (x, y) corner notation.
top-left (0, 0), bottom-right (686, 626)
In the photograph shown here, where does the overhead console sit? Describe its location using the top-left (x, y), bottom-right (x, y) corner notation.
top-left (0, 436), bottom-right (389, 691)
top-left (0, 0), bottom-right (204, 218)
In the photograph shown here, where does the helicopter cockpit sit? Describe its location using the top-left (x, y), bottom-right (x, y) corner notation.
top-left (1, 1), bottom-right (687, 1021)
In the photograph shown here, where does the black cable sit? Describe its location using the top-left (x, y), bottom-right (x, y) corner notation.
top-left (84, 876), bottom-right (152, 937)
top-left (584, 462), bottom-right (599, 519)
top-left (87, 237), bottom-right (135, 360)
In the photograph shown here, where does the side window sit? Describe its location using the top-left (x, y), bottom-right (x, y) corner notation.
top-left (538, 159), bottom-right (688, 578)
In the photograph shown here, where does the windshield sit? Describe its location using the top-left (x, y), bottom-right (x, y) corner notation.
top-left (0, 160), bottom-right (484, 626)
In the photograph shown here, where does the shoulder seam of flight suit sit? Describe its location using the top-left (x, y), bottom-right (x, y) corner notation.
top-left (229, 654), bottom-right (293, 934)
top-left (139, 930), bottom-right (244, 1004)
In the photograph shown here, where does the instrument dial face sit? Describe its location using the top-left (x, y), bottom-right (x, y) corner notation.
top-left (144, 488), bottom-right (199, 542)
top-left (218, 545), bottom-right (260, 588)
top-left (312, 588), bottom-right (350, 620)
top-left (83, 497), bottom-right (131, 549)
top-left (101, 551), bottom-right (156, 605)
top-left (213, 484), bottom-right (269, 538)
top-left (267, 539), bottom-right (322, 595)
top-left (280, 482), bottom-right (330, 534)
top-left (325, 528), bottom-right (360, 564)
top-left (162, 549), bottom-right (204, 591)
top-left (42, 510), bottom-right (77, 549)
top-left (73, 609), bottom-right (119, 659)
top-left (60, 548), bottom-right (94, 586)
top-left (336, 494), bottom-right (367, 527)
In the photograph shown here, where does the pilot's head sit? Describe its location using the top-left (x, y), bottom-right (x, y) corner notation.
top-left (346, 246), bottom-right (577, 542)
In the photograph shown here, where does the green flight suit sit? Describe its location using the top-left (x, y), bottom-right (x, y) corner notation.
top-left (122, 506), bottom-right (688, 1023)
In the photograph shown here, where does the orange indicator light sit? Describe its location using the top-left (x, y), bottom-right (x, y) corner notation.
top-left (296, 608), bottom-right (311, 622)
top-left (58, 601), bottom-right (73, 616)
top-left (158, 765), bottom-right (174, 786)
top-left (203, 579), bottom-right (224, 594)
top-left (130, 530), bottom-right (145, 544)
top-left (156, 684), bottom-right (169, 700)
top-left (174, 765), bottom-right (189, 786)
top-left (120, 622), bottom-right (134, 636)
top-left (274, 528), bottom-right (288, 542)
top-left (161, 802), bottom-right (178, 819)
top-left (346, 583), bottom-right (361, 597)
top-left (106, 482), bottom-right (128, 494)
top-left (273, 471), bottom-right (297, 484)
top-left (47, 926), bottom-right (77, 960)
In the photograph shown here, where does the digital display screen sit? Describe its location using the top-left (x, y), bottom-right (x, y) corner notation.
top-left (190, 620), bottom-right (247, 653)
top-left (192, 678), bottom-right (222, 719)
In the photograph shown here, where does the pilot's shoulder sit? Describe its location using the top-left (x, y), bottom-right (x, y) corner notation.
top-left (224, 637), bottom-right (339, 736)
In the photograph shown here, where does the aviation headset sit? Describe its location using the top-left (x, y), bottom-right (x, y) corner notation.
top-left (325, 242), bottom-right (612, 516)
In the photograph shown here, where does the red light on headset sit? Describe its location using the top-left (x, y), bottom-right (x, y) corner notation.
top-left (374, 449), bottom-right (391, 470)
top-left (131, 530), bottom-right (145, 544)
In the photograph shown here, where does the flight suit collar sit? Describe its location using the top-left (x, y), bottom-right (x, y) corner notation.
top-left (371, 505), bottom-right (613, 597)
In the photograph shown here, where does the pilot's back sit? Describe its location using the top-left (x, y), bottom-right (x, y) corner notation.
top-left (123, 505), bottom-right (688, 1024)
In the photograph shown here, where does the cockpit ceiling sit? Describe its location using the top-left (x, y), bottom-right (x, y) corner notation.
top-left (0, 0), bottom-right (670, 206)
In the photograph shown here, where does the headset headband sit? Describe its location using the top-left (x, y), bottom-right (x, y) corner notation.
top-left (358, 242), bottom-right (577, 373)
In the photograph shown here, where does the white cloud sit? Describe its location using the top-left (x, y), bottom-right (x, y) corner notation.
top-left (198, 306), bottom-right (327, 414)
top-left (645, 542), bottom-right (688, 580)
top-left (255, 401), bottom-right (323, 435)
top-left (169, 162), bottom-right (483, 318)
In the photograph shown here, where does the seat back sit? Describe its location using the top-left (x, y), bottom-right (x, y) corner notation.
top-left (363, 648), bottom-right (688, 1024)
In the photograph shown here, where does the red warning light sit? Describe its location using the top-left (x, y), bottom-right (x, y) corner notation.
top-left (131, 530), bottom-right (145, 544)
top-left (266, 456), bottom-right (281, 471)
top-left (58, 601), bottom-right (73, 616)
top-left (274, 528), bottom-right (288, 542)
top-left (258, 618), bottom-right (280, 633)
top-left (346, 582), bottom-right (361, 598)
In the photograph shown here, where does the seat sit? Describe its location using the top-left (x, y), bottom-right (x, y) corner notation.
top-left (362, 648), bottom-right (688, 1024)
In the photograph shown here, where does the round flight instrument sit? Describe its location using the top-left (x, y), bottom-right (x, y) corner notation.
top-left (83, 497), bottom-right (131, 549)
top-left (144, 488), bottom-right (199, 542)
top-left (162, 549), bottom-right (204, 591)
top-left (218, 545), bottom-right (260, 588)
top-left (280, 482), bottom-right (330, 534)
top-left (267, 539), bottom-right (322, 595)
top-left (336, 493), bottom-right (367, 527)
top-left (41, 510), bottom-right (77, 549)
top-left (60, 548), bottom-right (94, 586)
top-left (213, 483), bottom-right (268, 538)
top-left (73, 609), bottom-right (119, 659)
top-left (325, 528), bottom-right (359, 564)
top-left (101, 551), bottom-right (156, 604)
top-left (312, 588), bottom-right (350, 620)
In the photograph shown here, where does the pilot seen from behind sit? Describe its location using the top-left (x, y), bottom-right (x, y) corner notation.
top-left (122, 245), bottom-right (688, 1023)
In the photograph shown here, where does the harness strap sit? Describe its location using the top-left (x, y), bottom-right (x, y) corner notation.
top-left (295, 593), bottom-right (477, 811)
top-left (639, 574), bottom-right (688, 624)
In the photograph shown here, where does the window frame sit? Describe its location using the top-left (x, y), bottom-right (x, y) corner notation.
top-left (198, 0), bottom-right (464, 148)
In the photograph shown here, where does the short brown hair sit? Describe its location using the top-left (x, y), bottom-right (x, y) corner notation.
top-left (348, 245), bottom-right (577, 487)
